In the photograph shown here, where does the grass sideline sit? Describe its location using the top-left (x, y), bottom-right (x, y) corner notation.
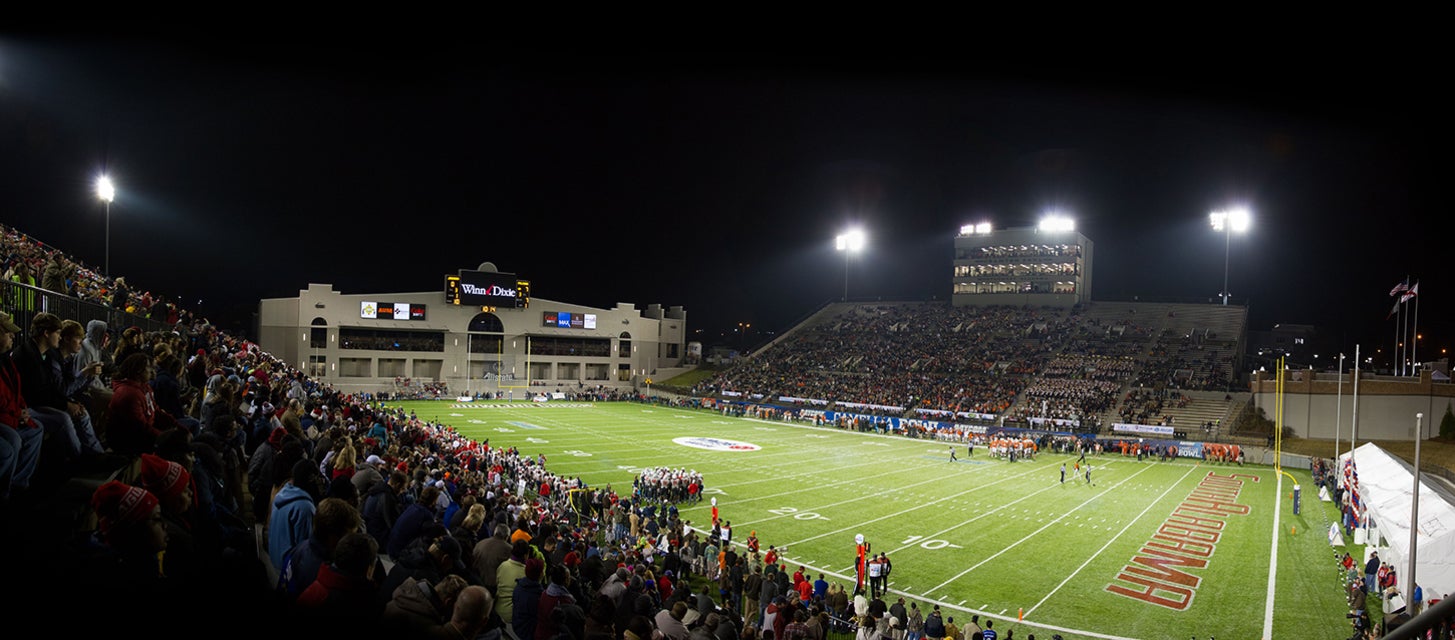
top-left (393, 399), bottom-right (1353, 640)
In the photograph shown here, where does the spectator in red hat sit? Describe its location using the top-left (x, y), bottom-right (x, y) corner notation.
top-left (88, 480), bottom-right (167, 581)
top-left (140, 452), bottom-right (199, 580)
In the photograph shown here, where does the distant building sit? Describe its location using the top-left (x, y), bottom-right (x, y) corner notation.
top-left (952, 223), bottom-right (1093, 308)
top-left (1246, 323), bottom-right (1324, 369)
top-left (258, 273), bottom-right (686, 394)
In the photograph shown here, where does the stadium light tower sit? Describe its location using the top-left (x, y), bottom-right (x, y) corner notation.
top-left (1037, 214), bottom-right (1075, 232)
top-left (1209, 207), bottom-right (1250, 305)
top-left (96, 175), bottom-right (116, 278)
top-left (836, 228), bottom-right (866, 301)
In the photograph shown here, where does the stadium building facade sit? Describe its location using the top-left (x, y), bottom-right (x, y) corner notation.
top-left (258, 276), bottom-right (686, 394)
top-left (952, 225), bottom-right (1093, 308)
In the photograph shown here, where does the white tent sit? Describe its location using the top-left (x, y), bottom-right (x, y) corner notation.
top-left (1339, 442), bottom-right (1455, 598)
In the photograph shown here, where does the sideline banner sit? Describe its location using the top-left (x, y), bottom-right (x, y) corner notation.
top-left (1113, 423), bottom-right (1173, 436)
top-left (1028, 416), bottom-right (1081, 429)
top-left (1174, 442), bottom-right (1204, 458)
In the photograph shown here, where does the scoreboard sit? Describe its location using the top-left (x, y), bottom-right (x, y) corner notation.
top-left (445, 271), bottom-right (530, 308)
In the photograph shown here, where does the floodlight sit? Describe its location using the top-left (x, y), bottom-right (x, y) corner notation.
top-left (1038, 215), bottom-right (1074, 232)
top-left (96, 176), bottom-right (115, 203)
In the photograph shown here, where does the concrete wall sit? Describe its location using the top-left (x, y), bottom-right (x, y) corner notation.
top-left (1250, 369), bottom-right (1452, 441)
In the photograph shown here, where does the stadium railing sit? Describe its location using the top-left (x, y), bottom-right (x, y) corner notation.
top-left (1384, 592), bottom-right (1454, 639)
top-left (1, 279), bottom-right (176, 336)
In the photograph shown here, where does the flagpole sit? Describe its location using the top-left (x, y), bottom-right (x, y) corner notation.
top-left (1402, 297), bottom-right (1409, 376)
top-left (1407, 412), bottom-right (1422, 608)
top-left (1334, 353), bottom-right (1344, 460)
top-left (1350, 344), bottom-right (1360, 461)
top-left (1412, 282), bottom-right (1420, 373)
top-left (1351, 343), bottom-right (1362, 539)
top-left (1395, 300), bottom-right (1403, 375)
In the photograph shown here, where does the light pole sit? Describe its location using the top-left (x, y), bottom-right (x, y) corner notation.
top-left (96, 175), bottom-right (116, 278)
top-left (1209, 208), bottom-right (1250, 305)
top-left (835, 228), bottom-right (865, 301)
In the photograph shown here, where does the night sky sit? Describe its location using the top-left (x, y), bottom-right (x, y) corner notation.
top-left (1, 36), bottom-right (1442, 363)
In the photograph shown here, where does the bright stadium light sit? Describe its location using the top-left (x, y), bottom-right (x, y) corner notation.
top-left (836, 228), bottom-right (866, 301)
top-left (1038, 214), bottom-right (1074, 232)
top-left (960, 222), bottom-right (993, 236)
top-left (96, 175), bottom-right (116, 278)
top-left (1210, 207), bottom-right (1251, 305)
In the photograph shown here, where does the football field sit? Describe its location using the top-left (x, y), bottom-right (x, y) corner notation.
top-left (393, 399), bottom-right (1351, 640)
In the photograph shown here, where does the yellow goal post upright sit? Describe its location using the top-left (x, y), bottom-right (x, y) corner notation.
top-left (563, 486), bottom-right (597, 529)
top-left (1273, 356), bottom-right (1298, 508)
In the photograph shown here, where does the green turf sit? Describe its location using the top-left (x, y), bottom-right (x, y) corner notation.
top-left (392, 399), bottom-right (1351, 640)
top-left (654, 366), bottom-right (718, 389)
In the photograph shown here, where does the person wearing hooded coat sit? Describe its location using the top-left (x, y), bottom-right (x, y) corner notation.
top-left (513, 558), bottom-right (546, 640)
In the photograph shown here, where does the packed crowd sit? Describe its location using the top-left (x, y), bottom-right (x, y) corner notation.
top-left (4, 222), bottom-right (192, 326)
top-left (391, 377), bottom-right (452, 400)
top-left (695, 302), bottom-right (1232, 433)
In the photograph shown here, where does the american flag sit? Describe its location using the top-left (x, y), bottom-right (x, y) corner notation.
top-left (1390, 280), bottom-right (1410, 297)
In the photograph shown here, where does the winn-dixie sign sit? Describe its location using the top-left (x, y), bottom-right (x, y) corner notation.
top-left (460, 283), bottom-right (517, 298)
top-left (1105, 471), bottom-right (1258, 610)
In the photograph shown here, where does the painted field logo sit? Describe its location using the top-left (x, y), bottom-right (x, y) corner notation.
top-left (1105, 471), bottom-right (1259, 611)
top-left (673, 437), bottom-right (760, 452)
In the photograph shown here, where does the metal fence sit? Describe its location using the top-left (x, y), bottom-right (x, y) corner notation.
top-left (1, 279), bottom-right (174, 336)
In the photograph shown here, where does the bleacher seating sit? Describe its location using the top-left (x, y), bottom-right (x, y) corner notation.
top-left (700, 300), bottom-right (1246, 433)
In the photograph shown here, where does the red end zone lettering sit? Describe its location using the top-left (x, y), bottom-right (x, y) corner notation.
top-left (1106, 573), bottom-right (1194, 610)
top-left (1107, 470), bottom-right (1254, 612)
top-left (1125, 550), bottom-right (1208, 588)
top-left (1145, 537), bottom-right (1214, 558)
top-left (1157, 523), bottom-right (1221, 544)
top-left (1204, 471), bottom-right (1262, 482)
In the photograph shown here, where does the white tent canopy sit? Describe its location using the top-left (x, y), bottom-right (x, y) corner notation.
top-left (1340, 442), bottom-right (1455, 598)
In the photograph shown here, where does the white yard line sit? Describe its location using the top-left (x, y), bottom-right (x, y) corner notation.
top-left (1024, 464), bottom-right (1202, 617)
top-left (924, 462), bottom-right (1160, 594)
top-left (778, 459), bottom-right (1060, 547)
top-left (1262, 472), bottom-right (1283, 639)
top-left (877, 465), bottom-right (1089, 557)
top-left (727, 457), bottom-right (1031, 526)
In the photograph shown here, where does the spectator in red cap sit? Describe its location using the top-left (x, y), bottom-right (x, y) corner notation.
top-left (140, 452), bottom-right (198, 580)
top-left (89, 480), bottom-right (167, 580)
